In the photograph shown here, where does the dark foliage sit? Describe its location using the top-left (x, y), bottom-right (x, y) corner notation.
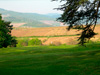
top-left (10, 37), bottom-right (17, 47)
top-left (53, 0), bottom-right (100, 45)
top-left (0, 14), bottom-right (17, 48)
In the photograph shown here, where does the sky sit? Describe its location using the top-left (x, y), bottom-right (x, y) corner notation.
top-left (0, 0), bottom-right (63, 14)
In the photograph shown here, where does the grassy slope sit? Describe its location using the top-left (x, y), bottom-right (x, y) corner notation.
top-left (0, 44), bottom-right (100, 75)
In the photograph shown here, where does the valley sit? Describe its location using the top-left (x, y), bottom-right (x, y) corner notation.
top-left (11, 25), bottom-right (100, 45)
top-left (0, 8), bottom-right (62, 27)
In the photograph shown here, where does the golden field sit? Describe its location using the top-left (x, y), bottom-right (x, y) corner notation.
top-left (11, 25), bottom-right (100, 45)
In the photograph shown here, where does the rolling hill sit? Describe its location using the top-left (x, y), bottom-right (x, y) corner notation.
top-left (45, 13), bottom-right (61, 18)
top-left (0, 8), bottom-right (61, 27)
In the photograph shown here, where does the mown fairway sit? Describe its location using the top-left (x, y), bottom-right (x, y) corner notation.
top-left (0, 44), bottom-right (100, 75)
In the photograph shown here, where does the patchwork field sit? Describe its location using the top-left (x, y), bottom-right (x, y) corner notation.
top-left (12, 26), bottom-right (77, 37)
top-left (12, 25), bottom-right (100, 45)
top-left (0, 44), bottom-right (100, 75)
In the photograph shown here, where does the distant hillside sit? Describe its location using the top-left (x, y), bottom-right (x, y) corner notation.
top-left (45, 13), bottom-right (61, 18)
top-left (0, 8), bottom-right (61, 27)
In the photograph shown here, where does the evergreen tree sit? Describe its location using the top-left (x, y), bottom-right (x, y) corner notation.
top-left (53, 0), bottom-right (100, 45)
top-left (0, 14), bottom-right (17, 48)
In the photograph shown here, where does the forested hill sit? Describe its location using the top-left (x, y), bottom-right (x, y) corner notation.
top-left (0, 8), bottom-right (61, 27)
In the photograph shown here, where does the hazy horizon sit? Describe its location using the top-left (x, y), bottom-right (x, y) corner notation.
top-left (0, 0), bottom-right (63, 14)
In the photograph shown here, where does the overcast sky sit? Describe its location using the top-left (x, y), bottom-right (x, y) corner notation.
top-left (0, 0), bottom-right (63, 14)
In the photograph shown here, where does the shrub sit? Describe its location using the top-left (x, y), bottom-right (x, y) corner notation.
top-left (43, 39), bottom-right (48, 43)
top-left (17, 39), bottom-right (29, 47)
top-left (10, 37), bottom-right (17, 47)
top-left (28, 38), bottom-right (42, 46)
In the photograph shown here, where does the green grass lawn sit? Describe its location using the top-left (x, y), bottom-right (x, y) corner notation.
top-left (0, 43), bottom-right (100, 75)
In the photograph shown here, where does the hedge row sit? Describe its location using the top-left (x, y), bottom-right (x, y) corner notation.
top-left (17, 38), bottom-right (42, 47)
